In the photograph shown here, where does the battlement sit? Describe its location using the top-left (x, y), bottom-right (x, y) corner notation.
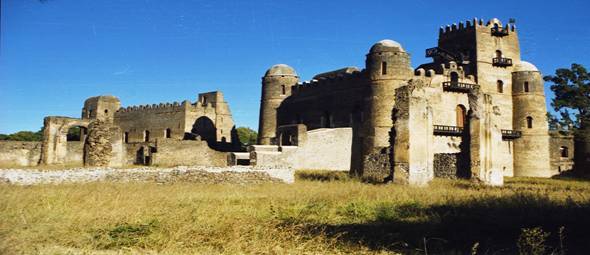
top-left (291, 69), bottom-right (365, 96)
top-left (116, 100), bottom-right (217, 115)
top-left (439, 18), bottom-right (516, 36)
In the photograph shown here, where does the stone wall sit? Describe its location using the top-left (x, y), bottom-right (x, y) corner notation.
top-left (433, 153), bottom-right (459, 179)
top-left (250, 127), bottom-right (353, 171)
top-left (151, 140), bottom-right (228, 167)
top-left (549, 131), bottom-right (574, 173)
top-left (65, 142), bottom-right (84, 165)
top-left (0, 141), bottom-right (42, 167)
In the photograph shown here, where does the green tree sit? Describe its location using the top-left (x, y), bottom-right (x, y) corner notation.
top-left (544, 63), bottom-right (590, 128)
top-left (0, 128), bottom-right (44, 141)
top-left (236, 127), bottom-right (257, 147)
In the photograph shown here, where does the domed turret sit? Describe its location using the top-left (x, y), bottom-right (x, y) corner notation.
top-left (264, 64), bottom-right (298, 77)
top-left (366, 39), bottom-right (412, 80)
top-left (511, 60), bottom-right (551, 177)
top-left (361, 39), bottom-right (413, 166)
top-left (369, 39), bottom-right (406, 53)
top-left (258, 64), bottom-right (300, 145)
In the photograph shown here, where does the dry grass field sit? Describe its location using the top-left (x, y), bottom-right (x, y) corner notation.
top-left (1, 171), bottom-right (589, 254)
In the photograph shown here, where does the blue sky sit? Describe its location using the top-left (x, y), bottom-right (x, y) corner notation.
top-left (1, 0), bottom-right (589, 133)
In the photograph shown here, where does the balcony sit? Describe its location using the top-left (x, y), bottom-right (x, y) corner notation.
top-left (442, 81), bottom-right (477, 93)
top-left (492, 57), bottom-right (513, 67)
top-left (501, 129), bottom-right (522, 140)
top-left (491, 27), bottom-right (509, 37)
top-left (434, 125), bottom-right (464, 136)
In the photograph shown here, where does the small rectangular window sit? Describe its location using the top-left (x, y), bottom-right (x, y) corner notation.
top-left (381, 62), bottom-right (387, 75)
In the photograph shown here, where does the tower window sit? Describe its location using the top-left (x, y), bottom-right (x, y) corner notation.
top-left (524, 82), bottom-right (530, 92)
top-left (124, 132), bottom-right (129, 143)
top-left (450, 72), bottom-right (459, 84)
top-left (281, 85), bottom-right (286, 95)
top-left (381, 62), bottom-right (387, 75)
top-left (456, 105), bottom-right (466, 128)
top-left (495, 50), bottom-right (502, 58)
top-left (144, 130), bottom-right (150, 142)
top-left (165, 128), bottom-right (171, 138)
top-left (104, 109), bottom-right (109, 114)
top-left (560, 146), bottom-right (569, 158)
top-left (497, 80), bottom-right (504, 93)
top-left (526, 116), bottom-right (533, 129)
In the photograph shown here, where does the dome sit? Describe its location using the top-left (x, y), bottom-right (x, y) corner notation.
top-left (264, 64), bottom-right (298, 77)
top-left (369, 39), bottom-right (405, 53)
top-left (516, 61), bottom-right (539, 72)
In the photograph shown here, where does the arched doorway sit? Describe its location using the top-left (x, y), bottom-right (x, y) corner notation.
top-left (191, 116), bottom-right (216, 143)
top-left (456, 105), bottom-right (467, 128)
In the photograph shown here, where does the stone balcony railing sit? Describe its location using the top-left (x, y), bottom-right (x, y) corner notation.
top-left (501, 129), bottom-right (522, 140)
top-left (442, 81), bottom-right (477, 93)
top-left (433, 125), bottom-right (464, 136)
top-left (492, 57), bottom-right (513, 67)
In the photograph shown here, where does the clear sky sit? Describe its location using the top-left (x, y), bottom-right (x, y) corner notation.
top-left (1, 0), bottom-right (589, 133)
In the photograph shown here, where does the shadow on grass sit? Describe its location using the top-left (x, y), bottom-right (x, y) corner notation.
top-left (295, 170), bottom-right (353, 182)
top-left (296, 193), bottom-right (590, 254)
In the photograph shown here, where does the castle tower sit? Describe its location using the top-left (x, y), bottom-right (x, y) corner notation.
top-left (82, 95), bottom-right (121, 123)
top-left (512, 61), bottom-right (552, 177)
top-left (258, 64), bottom-right (299, 145)
top-left (360, 40), bottom-right (413, 178)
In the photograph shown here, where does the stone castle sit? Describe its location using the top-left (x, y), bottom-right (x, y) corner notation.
top-left (0, 18), bottom-right (574, 186)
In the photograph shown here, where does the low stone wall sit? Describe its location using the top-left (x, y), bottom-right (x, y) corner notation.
top-left (65, 142), bottom-right (84, 165)
top-left (251, 128), bottom-right (352, 171)
top-left (0, 141), bottom-right (42, 167)
top-left (433, 153), bottom-right (459, 179)
top-left (151, 140), bottom-right (228, 167)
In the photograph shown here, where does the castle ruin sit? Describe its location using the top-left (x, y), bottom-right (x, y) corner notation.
top-left (0, 18), bottom-right (574, 186)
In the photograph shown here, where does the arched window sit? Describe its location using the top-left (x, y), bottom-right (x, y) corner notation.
top-left (381, 61), bottom-right (387, 75)
top-left (560, 146), bottom-right (569, 158)
top-left (165, 128), bottom-right (171, 139)
top-left (450, 72), bottom-right (459, 84)
top-left (526, 117), bottom-right (533, 129)
top-left (322, 112), bottom-right (333, 128)
top-left (456, 105), bottom-right (467, 128)
top-left (144, 130), bottom-right (150, 142)
top-left (524, 82), bottom-right (530, 92)
top-left (497, 80), bottom-right (504, 93)
top-left (281, 85), bottom-right (286, 95)
top-left (124, 132), bottom-right (129, 143)
top-left (495, 50), bottom-right (502, 58)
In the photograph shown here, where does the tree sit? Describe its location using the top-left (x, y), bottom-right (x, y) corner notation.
top-left (545, 63), bottom-right (590, 173)
top-left (236, 127), bottom-right (257, 147)
top-left (544, 63), bottom-right (590, 129)
top-left (0, 128), bottom-right (44, 141)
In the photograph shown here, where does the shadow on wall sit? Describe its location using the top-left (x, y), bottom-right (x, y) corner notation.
top-left (184, 116), bottom-right (240, 152)
top-left (291, 192), bottom-right (590, 254)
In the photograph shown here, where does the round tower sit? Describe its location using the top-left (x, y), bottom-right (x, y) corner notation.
top-left (258, 64), bottom-right (299, 145)
top-left (364, 39), bottom-right (413, 149)
top-left (82, 95), bottom-right (121, 123)
top-left (512, 61), bottom-right (552, 177)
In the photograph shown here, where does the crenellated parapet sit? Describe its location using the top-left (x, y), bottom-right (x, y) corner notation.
top-left (439, 18), bottom-right (517, 38)
top-left (291, 69), bottom-right (365, 97)
top-left (115, 100), bottom-right (218, 116)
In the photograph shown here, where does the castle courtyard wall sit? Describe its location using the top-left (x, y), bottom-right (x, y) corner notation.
top-left (0, 141), bottom-right (42, 167)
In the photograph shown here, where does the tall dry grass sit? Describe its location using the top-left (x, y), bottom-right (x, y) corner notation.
top-left (0, 173), bottom-right (589, 254)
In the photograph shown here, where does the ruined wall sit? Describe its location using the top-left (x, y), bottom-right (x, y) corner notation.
top-left (115, 102), bottom-right (188, 142)
top-left (0, 141), bottom-right (42, 167)
top-left (277, 72), bottom-right (367, 130)
top-left (433, 153), bottom-right (460, 179)
top-left (65, 142), bottom-right (84, 165)
top-left (549, 131), bottom-right (574, 173)
top-left (151, 140), bottom-right (228, 167)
